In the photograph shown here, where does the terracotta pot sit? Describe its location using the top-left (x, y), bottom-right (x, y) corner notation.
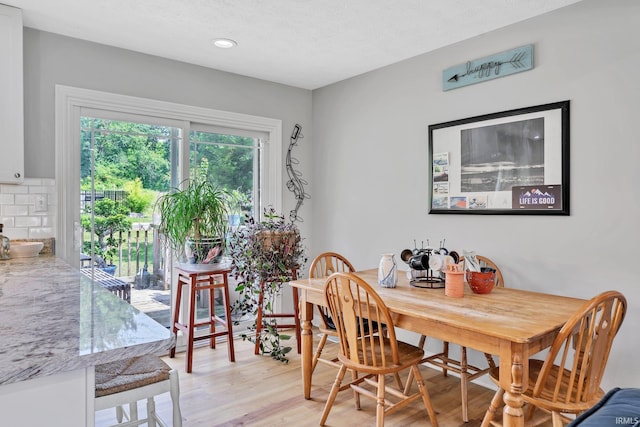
top-left (466, 270), bottom-right (496, 294)
top-left (256, 230), bottom-right (296, 252)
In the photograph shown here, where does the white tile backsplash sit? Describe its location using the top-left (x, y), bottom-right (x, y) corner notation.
top-left (0, 178), bottom-right (56, 240)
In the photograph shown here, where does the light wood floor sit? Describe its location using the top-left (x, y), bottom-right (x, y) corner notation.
top-left (96, 334), bottom-right (528, 427)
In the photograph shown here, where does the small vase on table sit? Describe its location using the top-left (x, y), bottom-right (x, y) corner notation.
top-left (378, 253), bottom-right (398, 288)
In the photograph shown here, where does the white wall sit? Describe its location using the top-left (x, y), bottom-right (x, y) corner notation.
top-left (311, 0), bottom-right (639, 389)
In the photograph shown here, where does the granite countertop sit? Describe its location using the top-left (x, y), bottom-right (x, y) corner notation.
top-left (0, 256), bottom-right (174, 386)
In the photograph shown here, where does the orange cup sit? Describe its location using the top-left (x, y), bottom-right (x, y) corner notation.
top-left (445, 270), bottom-right (464, 298)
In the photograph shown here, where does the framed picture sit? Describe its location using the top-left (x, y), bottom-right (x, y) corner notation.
top-left (428, 100), bottom-right (570, 215)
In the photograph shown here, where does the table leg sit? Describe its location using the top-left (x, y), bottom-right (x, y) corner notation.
top-left (291, 269), bottom-right (301, 354)
top-left (300, 294), bottom-right (314, 399)
top-left (292, 287), bottom-right (301, 354)
top-left (502, 352), bottom-right (524, 427)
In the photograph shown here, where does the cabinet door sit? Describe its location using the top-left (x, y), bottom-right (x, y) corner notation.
top-left (0, 5), bottom-right (24, 184)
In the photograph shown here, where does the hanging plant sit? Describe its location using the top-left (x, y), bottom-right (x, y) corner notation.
top-left (228, 207), bottom-right (307, 363)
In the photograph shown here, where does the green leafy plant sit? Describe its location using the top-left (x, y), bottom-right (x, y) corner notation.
top-left (123, 178), bottom-right (156, 214)
top-left (81, 198), bottom-right (132, 268)
top-left (228, 207), bottom-right (307, 363)
top-left (154, 179), bottom-right (229, 263)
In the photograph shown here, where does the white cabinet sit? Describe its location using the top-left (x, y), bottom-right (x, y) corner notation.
top-left (0, 5), bottom-right (24, 184)
top-left (0, 367), bottom-right (93, 427)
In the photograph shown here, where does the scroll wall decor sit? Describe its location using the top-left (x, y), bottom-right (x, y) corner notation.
top-left (428, 100), bottom-right (570, 215)
top-left (286, 124), bottom-right (309, 222)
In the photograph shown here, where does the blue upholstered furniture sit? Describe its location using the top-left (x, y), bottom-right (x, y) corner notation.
top-left (567, 388), bottom-right (640, 427)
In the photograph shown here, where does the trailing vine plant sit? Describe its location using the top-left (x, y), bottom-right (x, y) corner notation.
top-left (227, 207), bottom-right (307, 363)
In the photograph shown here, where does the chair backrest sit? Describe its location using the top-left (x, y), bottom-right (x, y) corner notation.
top-left (310, 252), bottom-right (356, 330)
top-left (309, 252), bottom-right (355, 278)
top-left (531, 290), bottom-right (627, 405)
top-left (325, 272), bottom-right (400, 370)
top-left (460, 254), bottom-right (505, 287)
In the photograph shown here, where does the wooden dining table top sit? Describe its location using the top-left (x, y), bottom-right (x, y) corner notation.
top-left (292, 268), bottom-right (586, 348)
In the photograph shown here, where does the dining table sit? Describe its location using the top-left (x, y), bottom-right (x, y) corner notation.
top-left (289, 268), bottom-right (586, 427)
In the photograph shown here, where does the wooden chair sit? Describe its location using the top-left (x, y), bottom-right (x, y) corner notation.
top-left (481, 290), bottom-right (627, 427)
top-left (95, 355), bottom-right (182, 427)
top-left (320, 272), bottom-right (439, 427)
top-left (419, 254), bottom-right (504, 422)
top-left (308, 252), bottom-right (356, 374)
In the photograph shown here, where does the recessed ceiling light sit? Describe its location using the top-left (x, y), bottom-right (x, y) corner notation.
top-left (212, 38), bottom-right (237, 49)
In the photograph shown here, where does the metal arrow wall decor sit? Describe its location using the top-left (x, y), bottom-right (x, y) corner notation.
top-left (442, 44), bottom-right (533, 91)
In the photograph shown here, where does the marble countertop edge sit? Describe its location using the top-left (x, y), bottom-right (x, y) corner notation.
top-left (0, 256), bottom-right (174, 387)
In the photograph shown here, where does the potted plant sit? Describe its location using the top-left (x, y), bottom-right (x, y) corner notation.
top-left (228, 207), bottom-right (306, 363)
top-left (155, 179), bottom-right (229, 266)
top-left (81, 198), bottom-right (132, 275)
top-left (225, 188), bottom-right (251, 227)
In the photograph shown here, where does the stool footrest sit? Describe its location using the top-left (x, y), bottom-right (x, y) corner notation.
top-left (262, 313), bottom-right (296, 318)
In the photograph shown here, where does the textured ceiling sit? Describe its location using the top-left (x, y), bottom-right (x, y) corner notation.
top-left (4, 0), bottom-right (583, 89)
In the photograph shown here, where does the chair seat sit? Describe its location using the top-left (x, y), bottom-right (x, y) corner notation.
top-left (488, 360), bottom-right (605, 415)
top-left (321, 315), bottom-right (382, 336)
top-left (96, 355), bottom-right (171, 397)
top-left (95, 354), bottom-right (182, 427)
top-left (340, 338), bottom-right (425, 375)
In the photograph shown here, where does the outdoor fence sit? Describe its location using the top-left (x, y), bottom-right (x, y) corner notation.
top-left (87, 223), bottom-right (169, 290)
top-left (80, 189), bottom-right (128, 210)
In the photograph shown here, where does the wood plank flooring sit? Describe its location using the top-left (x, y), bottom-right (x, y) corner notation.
top-left (95, 333), bottom-right (541, 427)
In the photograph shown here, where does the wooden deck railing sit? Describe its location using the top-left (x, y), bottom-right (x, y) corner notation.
top-left (86, 223), bottom-right (169, 290)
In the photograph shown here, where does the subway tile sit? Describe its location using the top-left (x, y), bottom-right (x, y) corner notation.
top-left (3, 227), bottom-right (28, 239)
top-left (0, 194), bottom-right (15, 204)
top-left (40, 215), bottom-right (54, 227)
top-left (29, 227), bottom-right (55, 239)
top-left (22, 178), bottom-right (42, 186)
top-left (28, 186), bottom-right (55, 195)
top-left (15, 194), bottom-right (35, 205)
top-left (29, 206), bottom-right (51, 216)
top-left (0, 185), bottom-right (29, 194)
top-left (3, 205), bottom-right (29, 216)
top-left (1, 179), bottom-right (57, 240)
top-left (15, 216), bottom-right (42, 227)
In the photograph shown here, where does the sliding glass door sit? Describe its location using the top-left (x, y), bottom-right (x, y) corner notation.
top-left (56, 85), bottom-right (283, 343)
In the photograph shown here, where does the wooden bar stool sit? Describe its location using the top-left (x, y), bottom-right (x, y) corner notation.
top-left (254, 267), bottom-right (301, 355)
top-left (169, 265), bottom-right (235, 373)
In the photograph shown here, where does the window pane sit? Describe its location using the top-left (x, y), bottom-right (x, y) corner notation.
top-left (80, 116), bottom-right (180, 328)
top-left (190, 130), bottom-right (258, 221)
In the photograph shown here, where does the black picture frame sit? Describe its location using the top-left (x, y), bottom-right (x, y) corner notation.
top-left (428, 100), bottom-right (570, 215)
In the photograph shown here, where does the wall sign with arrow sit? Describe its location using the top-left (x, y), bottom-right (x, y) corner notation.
top-left (442, 44), bottom-right (533, 91)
